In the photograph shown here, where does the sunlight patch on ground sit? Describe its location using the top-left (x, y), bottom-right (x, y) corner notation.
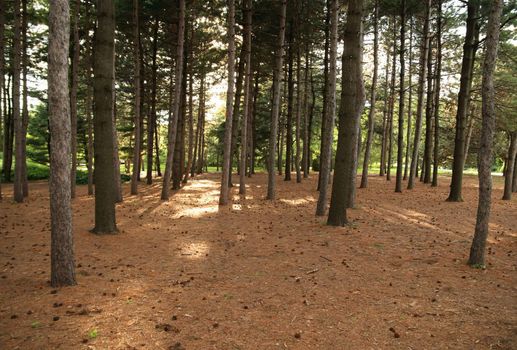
top-left (179, 242), bottom-right (209, 259)
top-left (174, 205), bottom-right (219, 218)
top-left (279, 196), bottom-right (316, 206)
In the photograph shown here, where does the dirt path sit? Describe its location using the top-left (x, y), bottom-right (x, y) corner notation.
top-left (1, 173), bottom-right (516, 349)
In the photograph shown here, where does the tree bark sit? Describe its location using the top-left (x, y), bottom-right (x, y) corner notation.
top-left (183, 28), bottom-right (194, 183)
top-left (146, 18), bottom-right (159, 184)
top-left (230, 46), bottom-right (246, 186)
top-left (502, 132), bottom-right (516, 200)
top-left (386, 18), bottom-right (397, 182)
top-left (21, 0), bottom-right (29, 197)
top-left (13, 0), bottom-right (23, 203)
top-left (284, 21), bottom-right (294, 182)
top-left (92, 0), bottom-right (117, 233)
top-left (447, 0), bottom-right (480, 201)
top-left (267, 0), bottom-right (287, 200)
top-left (408, 1), bottom-right (431, 189)
top-left (432, 0), bottom-right (442, 187)
top-left (130, 0), bottom-right (141, 195)
top-left (327, 0), bottom-right (364, 226)
top-left (404, 18), bottom-right (413, 181)
top-left (294, 25), bottom-right (302, 184)
top-left (395, 1), bottom-right (406, 193)
top-left (360, 0), bottom-right (378, 189)
top-left (70, 0), bottom-right (80, 198)
top-left (48, 0), bottom-right (76, 286)
top-left (161, 0), bottom-right (185, 200)
top-left (0, 0), bottom-right (4, 199)
top-left (468, 0), bottom-right (502, 267)
top-left (219, 0), bottom-right (236, 205)
top-left (85, 10), bottom-right (94, 196)
top-left (239, 0), bottom-right (252, 195)
top-left (423, 33), bottom-right (434, 184)
top-left (379, 43), bottom-right (390, 177)
top-left (316, 0), bottom-right (338, 216)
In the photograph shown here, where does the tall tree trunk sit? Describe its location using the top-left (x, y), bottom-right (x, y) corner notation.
top-left (219, 0), bottom-right (236, 205)
top-left (173, 50), bottom-right (187, 190)
top-left (267, 0), bottom-right (287, 200)
top-left (512, 156), bottom-right (517, 193)
top-left (13, 0), bottom-right (23, 203)
top-left (161, 0), bottom-right (185, 200)
top-left (327, 0), bottom-right (364, 226)
top-left (146, 18), bottom-right (159, 184)
top-left (230, 46), bottom-right (246, 186)
top-left (423, 34), bottom-right (434, 184)
top-left (21, 0), bottom-right (29, 197)
top-left (284, 21), bottom-right (294, 182)
top-left (70, 0), bottom-right (79, 198)
top-left (379, 44), bottom-right (390, 177)
top-left (0, 0), bottom-right (4, 199)
top-left (85, 10), bottom-right (94, 196)
top-left (302, 43), bottom-right (310, 178)
top-left (316, 0), bottom-right (338, 216)
top-left (404, 17), bottom-right (413, 180)
top-left (183, 29), bottom-right (194, 183)
top-left (92, 0), bottom-right (117, 233)
top-left (294, 28), bottom-right (302, 183)
top-left (502, 132), bottom-right (516, 200)
top-left (239, 0), bottom-right (252, 195)
top-left (318, 0), bottom-right (331, 191)
top-left (408, 1), bottom-right (431, 189)
top-left (360, 0), bottom-right (378, 189)
top-left (386, 18), bottom-right (397, 182)
top-left (48, 0), bottom-right (76, 286)
top-left (432, 0), bottom-right (442, 187)
top-left (278, 67), bottom-right (287, 175)
top-left (130, 0), bottom-right (141, 195)
top-left (447, 0), bottom-right (479, 201)
top-left (468, 0), bottom-right (502, 266)
top-left (395, 1), bottom-right (406, 192)
top-left (464, 105), bottom-right (475, 165)
top-left (112, 64), bottom-right (122, 203)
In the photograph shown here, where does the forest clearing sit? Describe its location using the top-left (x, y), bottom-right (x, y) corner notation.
top-left (1, 0), bottom-right (517, 348)
top-left (1, 173), bottom-right (516, 349)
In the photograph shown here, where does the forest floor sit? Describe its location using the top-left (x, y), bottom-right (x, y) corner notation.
top-left (0, 172), bottom-right (516, 350)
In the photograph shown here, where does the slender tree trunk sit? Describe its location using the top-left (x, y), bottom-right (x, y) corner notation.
top-left (447, 0), bottom-right (480, 201)
top-left (230, 46), bottom-right (246, 186)
top-left (464, 106), bottom-right (475, 165)
top-left (92, 0), bottom-right (117, 233)
top-left (408, 1), bottom-right (431, 189)
top-left (21, 0), bottom-right (29, 197)
top-left (432, 0), bottom-right (442, 187)
top-left (295, 33), bottom-right (302, 183)
top-left (380, 45), bottom-right (390, 177)
top-left (130, 0), bottom-right (141, 195)
top-left (395, 1), bottom-right (406, 192)
top-left (239, 0), bottom-right (252, 195)
top-left (146, 18), bottom-right (159, 184)
top-left (112, 64), bottom-right (122, 203)
top-left (155, 120), bottom-right (161, 176)
top-left (318, 0), bottom-right (331, 191)
top-left (161, 0), bottom-right (185, 200)
top-left (70, 0), bottom-right (79, 198)
top-left (386, 18), bottom-right (397, 182)
top-left (85, 14), bottom-right (94, 196)
top-left (502, 132), bottom-right (516, 200)
top-left (13, 0), bottom-right (23, 203)
top-left (468, 0), bottom-right (502, 267)
top-left (219, 0), bottom-right (236, 205)
top-left (183, 31), bottom-right (194, 183)
top-left (423, 33), bottom-right (434, 184)
top-left (327, 0), bottom-right (364, 226)
top-left (267, 0), bottom-right (287, 200)
top-left (278, 68), bottom-right (287, 175)
top-left (284, 21), bottom-right (294, 181)
top-left (360, 0), bottom-right (378, 189)
top-left (0, 0), bottom-right (4, 199)
top-left (404, 17), bottom-right (413, 180)
top-left (48, 0), bottom-right (76, 287)
top-left (302, 43), bottom-right (310, 178)
top-left (316, 0), bottom-right (338, 216)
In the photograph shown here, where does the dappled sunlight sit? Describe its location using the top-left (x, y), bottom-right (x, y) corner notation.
top-left (178, 241), bottom-right (209, 259)
top-left (174, 205), bottom-right (219, 218)
top-left (279, 196), bottom-right (316, 206)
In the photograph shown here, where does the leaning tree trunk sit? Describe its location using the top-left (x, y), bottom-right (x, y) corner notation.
top-left (266, 0), bottom-right (287, 200)
top-left (327, 0), bottom-right (364, 226)
top-left (239, 0), bottom-right (252, 195)
top-left (316, 0), bottom-right (338, 216)
top-left (432, 0), bottom-right (442, 187)
top-left (360, 0), bottom-right (378, 189)
top-left (13, 0), bottom-right (23, 203)
top-left (92, 0), bottom-right (117, 233)
top-left (447, 0), bottom-right (479, 201)
top-left (130, 0), bottom-right (141, 195)
top-left (70, 0), bottom-right (79, 198)
top-left (395, 0), bottom-right (406, 193)
top-left (468, 0), bottom-right (502, 267)
top-left (408, 0), bottom-right (431, 189)
top-left (48, 0), bottom-right (76, 286)
top-left (502, 132), bottom-right (516, 200)
top-left (219, 0), bottom-right (236, 205)
top-left (161, 0), bottom-right (185, 200)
